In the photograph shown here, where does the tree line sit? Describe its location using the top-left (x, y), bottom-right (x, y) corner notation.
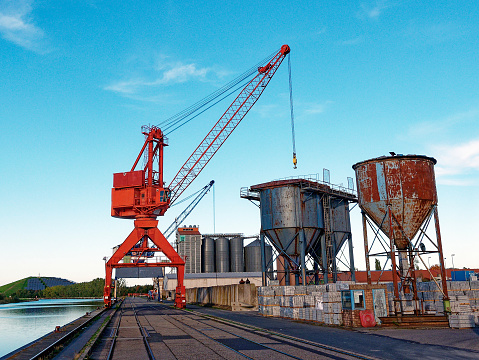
top-left (5, 278), bottom-right (154, 300)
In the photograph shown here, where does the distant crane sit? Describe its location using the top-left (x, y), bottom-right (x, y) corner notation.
top-left (104, 45), bottom-right (291, 308)
top-left (162, 180), bottom-right (214, 240)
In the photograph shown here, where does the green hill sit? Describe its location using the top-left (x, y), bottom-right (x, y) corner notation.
top-left (0, 278), bottom-right (30, 297)
top-left (0, 277), bottom-right (75, 297)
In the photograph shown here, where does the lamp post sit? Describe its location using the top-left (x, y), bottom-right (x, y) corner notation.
top-left (451, 254), bottom-right (455, 270)
top-left (428, 256), bottom-right (431, 269)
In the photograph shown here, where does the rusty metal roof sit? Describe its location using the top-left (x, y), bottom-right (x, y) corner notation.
top-left (352, 154), bottom-right (437, 169)
top-left (244, 178), bottom-right (357, 202)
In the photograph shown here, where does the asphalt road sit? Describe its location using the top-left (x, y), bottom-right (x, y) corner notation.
top-left (186, 303), bottom-right (479, 360)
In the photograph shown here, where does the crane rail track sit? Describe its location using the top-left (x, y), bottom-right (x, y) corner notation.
top-left (102, 298), bottom-right (155, 360)
top-left (90, 298), bottom-right (377, 360)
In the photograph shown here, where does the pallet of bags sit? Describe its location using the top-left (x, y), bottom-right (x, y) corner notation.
top-left (434, 299), bottom-right (445, 315)
top-left (304, 295), bottom-right (315, 308)
top-left (291, 295), bottom-right (305, 309)
top-left (322, 290), bottom-right (342, 325)
top-left (315, 309), bottom-right (324, 323)
top-left (326, 283), bottom-right (337, 292)
top-left (449, 313), bottom-right (475, 328)
top-left (284, 286), bottom-right (295, 296)
top-left (292, 308), bottom-right (300, 320)
top-left (305, 307), bottom-right (313, 321)
top-left (307, 285), bottom-right (326, 294)
top-left (335, 282), bottom-right (351, 291)
top-left (450, 294), bottom-right (472, 313)
top-left (323, 312), bottom-right (332, 324)
top-left (298, 308), bottom-right (305, 320)
top-left (295, 286), bottom-right (307, 295)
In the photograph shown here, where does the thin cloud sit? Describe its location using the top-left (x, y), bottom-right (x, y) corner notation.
top-left (341, 36), bottom-right (364, 46)
top-left (303, 101), bottom-right (333, 115)
top-left (0, 0), bottom-right (46, 53)
top-left (408, 108), bottom-right (479, 138)
top-left (359, 0), bottom-right (393, 19)
top-left (254, 104), bottom-right (281, 119)
top-left (162, 63), bottom-right (208, 83)
top-left (405, 21), bottom-right (464, 44)
top-left (105, 61), bottom-right (211, 97)
top-left (433, 138), bottom-right (479, 186)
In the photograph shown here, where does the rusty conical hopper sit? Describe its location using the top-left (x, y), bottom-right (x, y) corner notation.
top-left (352, 155), bottom-right (437, 250)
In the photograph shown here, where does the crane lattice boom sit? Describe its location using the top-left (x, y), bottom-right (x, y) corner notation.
top-left (168, 45), bottom-right (290, 204)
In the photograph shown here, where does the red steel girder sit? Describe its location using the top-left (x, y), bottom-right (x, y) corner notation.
top-left (104, 218), bottom-right (186, 308)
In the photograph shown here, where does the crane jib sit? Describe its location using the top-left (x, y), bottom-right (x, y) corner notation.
top-left (168, 45), bottom-right (291, 204)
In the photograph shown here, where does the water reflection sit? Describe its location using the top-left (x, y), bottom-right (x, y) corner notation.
top-left (0, 299), bottom-right (103, 357)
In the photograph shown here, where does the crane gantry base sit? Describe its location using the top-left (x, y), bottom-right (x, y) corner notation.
top-left (104, 218), bottom-right (186, 308)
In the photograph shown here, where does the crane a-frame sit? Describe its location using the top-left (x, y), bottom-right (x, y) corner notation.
top-left (104, 45), bottom-right (291, 308)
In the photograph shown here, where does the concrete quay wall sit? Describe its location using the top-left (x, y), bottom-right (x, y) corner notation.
top-left (186, 283), bottom-right (258, 310)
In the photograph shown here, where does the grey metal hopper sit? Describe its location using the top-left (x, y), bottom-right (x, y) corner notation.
top-left (251, 180), bottom-right (325, 256)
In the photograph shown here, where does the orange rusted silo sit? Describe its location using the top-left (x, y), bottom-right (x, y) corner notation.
top-left (353, 155), bottom-right (437, 250)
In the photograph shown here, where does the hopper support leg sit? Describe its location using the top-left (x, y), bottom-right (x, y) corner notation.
top-left (348, 233), bottom-right (356, 282)
top-left (362, 212), bottom-right (372, 285)
top-left (433, 207), bottom-right (450, 310)
top-left (300, 229), bottom-right (306, 285)
top-left (260, 233), bottom-right (267, 286)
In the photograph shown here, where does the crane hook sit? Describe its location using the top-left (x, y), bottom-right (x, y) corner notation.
top-left (288, 53), bottom-right (297, 169)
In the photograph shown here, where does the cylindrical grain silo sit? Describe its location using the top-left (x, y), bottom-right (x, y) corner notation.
top-left (201, 236), bottom-right (215, 273)
top-left (244, 239), bottom-right (273, 273)
top-left (230, 236), bottom-right (244, 272)
top-left (215, 237), bottom-right (230, 273)
top-left (353, 155), bottom-right (437, 250)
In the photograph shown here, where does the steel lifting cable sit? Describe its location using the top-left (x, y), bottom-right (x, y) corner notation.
top-left (169, 181), bottom-right (210, 207)
top-left (288, 53), bottom-right (297, 169)
top-left (163, 79), bottom-right (250, 135)
top-left (157, 48), bottom-right (280, 134)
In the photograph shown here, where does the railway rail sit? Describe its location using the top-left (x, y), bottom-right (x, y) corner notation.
top-left (89, 298), bottom-right (376, 360)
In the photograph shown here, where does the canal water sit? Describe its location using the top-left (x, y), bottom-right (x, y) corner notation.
top-left (0, 298), bottom-right (104, 357)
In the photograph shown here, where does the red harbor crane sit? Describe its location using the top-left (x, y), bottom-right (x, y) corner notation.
top-left (104, 45), bottom-right (291, 308)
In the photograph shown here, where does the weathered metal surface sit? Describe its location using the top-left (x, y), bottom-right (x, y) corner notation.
top-left (115, 267), bottom-right (164, 278)
top-left (230, 236), bottom-right (245, 272)
top-left (215, 237), bottom-right (230, 273)
top-left (310, 198), bottom-right (351, 262)
top-left (244, 239), bottom-right (273, 272)
top-left (255, 184), bottom-right (324, 256)
top-left (353, 155), bottom-right (437, 250)
top-left (201, 236), bottom-right (215, 273)
top-left (331, 198), bottom-right (352, 249)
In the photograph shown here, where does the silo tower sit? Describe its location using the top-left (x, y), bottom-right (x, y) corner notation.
top-left (353, 154), bottom-right (450, 315)
top-left (241, 175), bottom-right (357, 286)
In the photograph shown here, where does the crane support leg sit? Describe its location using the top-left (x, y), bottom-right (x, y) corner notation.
top-left (103, 218), bottom-right (186, 308)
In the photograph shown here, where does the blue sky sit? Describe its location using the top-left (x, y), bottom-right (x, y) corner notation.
top-left (1, 1), bottom-right (478, 285)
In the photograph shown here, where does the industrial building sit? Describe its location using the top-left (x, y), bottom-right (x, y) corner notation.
top-left (173, 226), bottom-right (274, 276)
top-left (176, 225), bottom-right (201, 274)
top-left (166, 228), bottom-right (272, 292)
